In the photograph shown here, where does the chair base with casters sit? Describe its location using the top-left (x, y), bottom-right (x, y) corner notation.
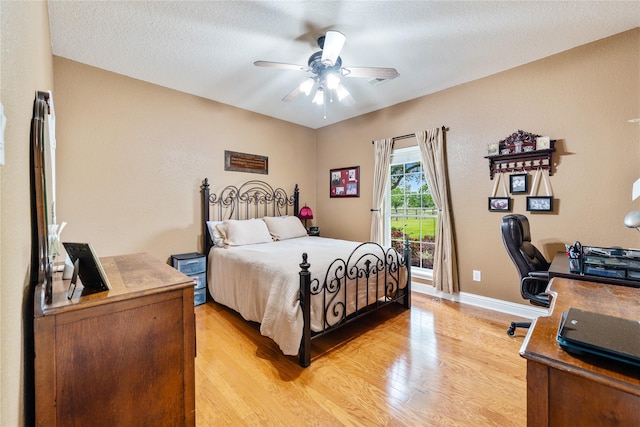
top-left (506, 273), bottom-right (551, 336)
top-left (507, 321), bottom-right (531, 337)
top-left (500, 214), bottom-right (551, 336)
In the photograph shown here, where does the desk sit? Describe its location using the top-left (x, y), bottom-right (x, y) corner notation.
top-left (548, 252), bottom-right (640, 288)
top-left (520, 277), bottom-right (640, 426)
top-left (34, 253), bottom-right (196, 426)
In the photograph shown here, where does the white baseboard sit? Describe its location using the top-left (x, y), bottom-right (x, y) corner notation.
top-left (412, 282), bottom-right (548, 320)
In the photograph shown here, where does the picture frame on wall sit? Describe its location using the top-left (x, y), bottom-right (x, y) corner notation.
top-left (509, 173), bottom-right (528, 194)
top-left (330, 166), bottom-right (360, 198)
top-left (527, 196), bottom-right (553, 212)
top-left (488, 197), bottom-right (512, 212)
top-left (536, 136), bottom-right (551, 150)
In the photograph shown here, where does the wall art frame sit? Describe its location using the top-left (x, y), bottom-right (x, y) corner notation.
top-left (224, 150), bottom-right (268, 174)
top-left (330, 166), bottom-right (360, 198)
top-left (488, 197), bottom-right (512, 212)
top-left (510, 173), bottom-right (528, 194)
top-left (527, 196), bottom-right (553, 212)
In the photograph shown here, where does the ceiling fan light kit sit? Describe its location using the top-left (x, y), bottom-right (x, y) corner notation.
top-left (312, 88), bottom-right (324, 105)
top-left (255, 30), bottom-right (399, 117)
top-left (299, 78), bottom-right (315, 95)
top-left (325, 73), bottom-right (340, 90)
top-left (335, 85), bottom-right (350, 102)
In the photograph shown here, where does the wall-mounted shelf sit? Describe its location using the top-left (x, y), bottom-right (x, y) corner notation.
top-left (485, 144), bottom-right (555, 179)
top-left (484, 130), bottom-right (556, 179)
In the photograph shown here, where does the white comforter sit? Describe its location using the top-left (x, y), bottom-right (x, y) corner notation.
top-left (208, 236), bottom-right (401, 356)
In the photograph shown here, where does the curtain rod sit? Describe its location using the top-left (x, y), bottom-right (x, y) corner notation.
top-left (371, 126), bottom-right (447, 144)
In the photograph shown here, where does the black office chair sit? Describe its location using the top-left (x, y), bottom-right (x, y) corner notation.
top-left (501, 214), bottom-right (551, 336)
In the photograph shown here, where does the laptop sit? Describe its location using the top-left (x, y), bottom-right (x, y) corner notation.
top-left (557, 307), bottom-right (640, 367)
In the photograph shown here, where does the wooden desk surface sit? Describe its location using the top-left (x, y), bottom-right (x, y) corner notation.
top-left (521, 277), bottom-right (640, 394)
top-left (35, 252), bottom-right (194, 317)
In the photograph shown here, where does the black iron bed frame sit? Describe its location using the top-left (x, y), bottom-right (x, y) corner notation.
top-left (201, 178), bottom-right (411, 367)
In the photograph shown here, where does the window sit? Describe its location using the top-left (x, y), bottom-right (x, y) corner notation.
top-left (386, 146), bottom-right (436, 273)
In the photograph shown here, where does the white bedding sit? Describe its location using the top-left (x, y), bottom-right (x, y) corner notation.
top-left (207, 236), bottom-right (406, 356)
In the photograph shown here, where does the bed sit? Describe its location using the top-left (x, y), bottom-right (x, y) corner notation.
top-left (201, 178), bottom-right (411, 367)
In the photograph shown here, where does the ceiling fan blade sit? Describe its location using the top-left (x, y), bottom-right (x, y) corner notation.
top-left (337, 87), bottom-right (356, 106)
top-left (282, 85), bottom-right (303, 103)
top-left (321, 30), bottom-right (346, 66)
top-left (341, 93), bottom-right (356, 106)
top-left (342, 66), bottom-right (400, 80)
top-left (282, 77), bottom-right (316, 102)
top-left (254, 61), bottom-right (309, 72)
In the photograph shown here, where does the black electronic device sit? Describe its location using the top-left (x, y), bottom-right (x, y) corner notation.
top-left (557, 307), bottom-right (640, 367)
top-left (66, 258), bottom-right (80, 300)
top-left (62, 242), bottom-right (111, 293)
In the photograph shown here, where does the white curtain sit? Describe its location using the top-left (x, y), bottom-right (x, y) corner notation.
top-left (416, 129), bottom-right (459, 294)
top-left (370, 138), bottom-right (393, 244)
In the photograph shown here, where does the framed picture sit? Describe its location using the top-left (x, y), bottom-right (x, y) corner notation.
top-left (527, 196), bottom-right (553, 212)
top-left (509, 173), bottom-right (528, 194)
top-left (488, 197), bottom-right (511, 212)
top-left (330, 166), bottom-right (360, 198)
top-left (536, 136), bottom-right (551, 150)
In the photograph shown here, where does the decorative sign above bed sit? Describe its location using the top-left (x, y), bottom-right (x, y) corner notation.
top-left (224, 150), bottom-right (268, 174)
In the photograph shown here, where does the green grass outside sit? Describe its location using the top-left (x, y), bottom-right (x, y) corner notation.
top-left (391, 216), bottom-right (437, 238)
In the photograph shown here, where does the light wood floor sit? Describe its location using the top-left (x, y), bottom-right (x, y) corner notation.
top-left (195, 292), bottom-right (528, 426)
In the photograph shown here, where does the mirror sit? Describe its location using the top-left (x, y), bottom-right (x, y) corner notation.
top-left (43, 93), bottom-right (62, 264)
top-left (30, 91), bottom-right (52, 302)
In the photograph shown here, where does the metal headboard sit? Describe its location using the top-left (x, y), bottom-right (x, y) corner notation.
top-left (201, 178), bottom-right (299, 254)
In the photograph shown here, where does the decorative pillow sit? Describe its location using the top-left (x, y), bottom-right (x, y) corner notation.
top-left (206, 221), bottom-right (225, 247)
top-left (217, 218), bottom-right (273, 246)
top-left (262, 216), bottom-right (308, 241)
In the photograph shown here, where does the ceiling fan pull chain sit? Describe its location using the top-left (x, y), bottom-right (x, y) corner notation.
top-left (323, 96), bottom-right (327, 119)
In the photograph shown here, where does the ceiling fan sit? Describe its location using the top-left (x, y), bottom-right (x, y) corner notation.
top-left (254, 30), bottom-right (399, 109)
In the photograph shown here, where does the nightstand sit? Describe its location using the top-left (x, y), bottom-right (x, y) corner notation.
top-left (171, 252), bottom-right (207, 306)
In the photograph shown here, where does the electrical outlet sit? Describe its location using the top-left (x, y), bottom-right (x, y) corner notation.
top-left (473, 270), bottom-right (481, 282)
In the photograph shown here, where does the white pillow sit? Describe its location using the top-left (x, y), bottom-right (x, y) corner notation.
top-left (262, 216), bottom-right (308, 241)
top-left (206, 221), bottom-right (225, 247)
top-left (217, 219), bottom-right (273, 246)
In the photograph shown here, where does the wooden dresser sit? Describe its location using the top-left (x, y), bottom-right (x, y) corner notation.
top-left (520, 277), bottom-right (640, 426)
top-left (34, 253), bottom-right (196, 427)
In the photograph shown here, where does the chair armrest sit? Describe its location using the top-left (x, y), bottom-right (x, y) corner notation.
top-left (529, 293), bottom-right (550, 307)
top-left (528, 270), bottom-right (549, 279)
top-left (521, 273), bottom-right (551, 307)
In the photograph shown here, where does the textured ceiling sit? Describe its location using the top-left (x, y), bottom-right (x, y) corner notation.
top-left (48, 1), bottom-right (640, 129)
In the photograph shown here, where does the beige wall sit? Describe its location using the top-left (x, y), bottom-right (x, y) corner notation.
top-left (316, 29), bottom-right (640, 303)
top-left (1, 6), bottom-right (637, 423)
top-left (53, 58), bottom-right (316, 262)
top-left (55, 30), bottom-right (639, 306)
top-left (1, 1), bottom-right (54, 426)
